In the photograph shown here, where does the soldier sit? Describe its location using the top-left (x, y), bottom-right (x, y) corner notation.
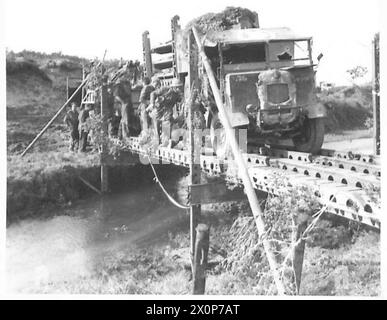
top-left (113, 78), bottom-right (134, 139)
top-left (148, 78), bottom-right (183, 146)
top-left (138, 77), bottom-right (154, 137)
top-left (146, 76), bottom-right (162, 143)
top-left (63, 102), bottom-right (79, 151)
top-left (106, 85), bottom-right (118, 138)
top-left (78, 104), bottom-right (91, 152)
top-left (109, 109), bottom-right (121, 138)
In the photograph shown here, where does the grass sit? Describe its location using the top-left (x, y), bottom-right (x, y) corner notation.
top-left (301, 231), bottom-right (380, 296)
top-left (8, 151), bottom-right (99, 181)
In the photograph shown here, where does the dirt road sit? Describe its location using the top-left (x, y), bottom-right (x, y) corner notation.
top-left (323, 138), bottom-right (374, 154)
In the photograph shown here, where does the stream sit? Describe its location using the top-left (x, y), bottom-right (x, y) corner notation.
top-left (6, 175), bottom-right (190, 293)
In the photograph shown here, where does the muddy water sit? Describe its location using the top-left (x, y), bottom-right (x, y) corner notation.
top-left (6, 176), bottom-right (190, 293)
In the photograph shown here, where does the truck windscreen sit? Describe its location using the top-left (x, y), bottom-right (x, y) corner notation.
top-left (222, 43), bottom-right (266, 64)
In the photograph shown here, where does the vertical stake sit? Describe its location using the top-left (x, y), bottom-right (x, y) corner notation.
top-left (188, 91), bottom-right (200, 269)
top-left (187, 30), bottom-right (201, 273)
top-left (193, 224), bottom-right (210, 294)
top-left (100, 83), bottom-right (109, 194)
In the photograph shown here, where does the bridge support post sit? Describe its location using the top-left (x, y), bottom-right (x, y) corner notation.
top-left (188, 89), bottom-right (201, 281)
top-left (193, 224), bottom-right (209, 294)
top-left (101, 165), bottom-right (109, 194)
top-left (187, 30), bottom-right (203, 293)
top-left (100, 83), bottom-right (109, 194)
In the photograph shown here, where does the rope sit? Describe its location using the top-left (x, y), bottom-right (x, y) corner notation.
top-left (147, 154), bottom-right (189, 210)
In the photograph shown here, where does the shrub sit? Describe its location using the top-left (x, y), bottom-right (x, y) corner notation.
top-left (6, 57), bottom-right (52, 83)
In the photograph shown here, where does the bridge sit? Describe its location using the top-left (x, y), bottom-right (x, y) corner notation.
top-left (104, 136), bottom-right (381, 230)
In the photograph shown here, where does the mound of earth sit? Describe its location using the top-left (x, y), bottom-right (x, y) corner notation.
top-left (6, 52), bottom-right (84, 154)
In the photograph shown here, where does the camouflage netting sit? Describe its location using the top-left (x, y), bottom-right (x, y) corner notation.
top-left (84, 60), bottom-right (143, 91)
top-left (84, 6), bottom-right (258, 91)
top-left (183, 6), bottom-right (259, 35)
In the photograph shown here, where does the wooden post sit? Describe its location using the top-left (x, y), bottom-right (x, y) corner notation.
top-left (291, 221), bottom-right (307, 294)
top-left (170, 15), bottom-right (181, 78)
top-left (372, 33), bottom-right (380, 156)
top-left (187, 31), bottom-right (201, 269)
top-left (100, 84), bottom-right (109, 194)
top-left (142, 31), bottom-right (153, 78)
top-left (193, 224), bottom-right (209, 294)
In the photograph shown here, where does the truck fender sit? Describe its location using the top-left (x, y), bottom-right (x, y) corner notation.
top-left (229, 111), bottom-right (250, 127)
top-left (207, 109), bottom-right (249, 128)
top-left (306, 102), bottom-right (327, 119)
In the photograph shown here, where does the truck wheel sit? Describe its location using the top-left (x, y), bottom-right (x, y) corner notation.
top-left (210, 113), bottom-right (226, 156)
top-left (293, 118), bottom-right (325, 154)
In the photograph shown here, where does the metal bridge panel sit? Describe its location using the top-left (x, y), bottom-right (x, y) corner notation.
top-left (117, 137), bottom-right (380, 229)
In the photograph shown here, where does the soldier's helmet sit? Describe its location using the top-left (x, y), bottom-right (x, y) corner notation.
top-left (170, 78), bottom-right (183, 87)
top-left (143, 77), bottom-right (151, 85)
top-left (102, 74), bottom-right (109, 84)
top-left (151, 76), bottom-right (161, 87)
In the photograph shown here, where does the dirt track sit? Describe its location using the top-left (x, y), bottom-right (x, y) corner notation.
top-left (323, 137), bottom-right (374, 154)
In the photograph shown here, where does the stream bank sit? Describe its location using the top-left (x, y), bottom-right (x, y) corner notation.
top-left (7, 154), bottom-right (188, 224)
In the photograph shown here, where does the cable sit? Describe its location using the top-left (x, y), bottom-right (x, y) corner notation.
top-left (147, 154), bottom-right (190, 210)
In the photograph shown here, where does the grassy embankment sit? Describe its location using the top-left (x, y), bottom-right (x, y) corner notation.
top-left (6, 51), bottom-right (103, 222)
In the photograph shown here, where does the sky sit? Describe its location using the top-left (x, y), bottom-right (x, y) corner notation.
top-left (1, 0), bottom-right (382, 85)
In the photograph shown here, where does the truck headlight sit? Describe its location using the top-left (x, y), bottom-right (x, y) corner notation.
top-left (246, 104), bottom-right (258, 115)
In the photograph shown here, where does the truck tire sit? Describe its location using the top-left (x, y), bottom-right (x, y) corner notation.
top-left (293, 117), bottom-right (325, 154)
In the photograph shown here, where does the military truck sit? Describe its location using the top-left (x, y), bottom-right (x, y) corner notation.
top-left (144, 13), bottom-right (326, 154)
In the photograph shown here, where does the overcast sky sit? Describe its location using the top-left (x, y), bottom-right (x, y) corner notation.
top-left (1, 0), bottom-right (382, 85)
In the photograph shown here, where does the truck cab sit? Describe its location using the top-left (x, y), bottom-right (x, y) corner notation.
top-left (200, 27), bottom-right (325, 154)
